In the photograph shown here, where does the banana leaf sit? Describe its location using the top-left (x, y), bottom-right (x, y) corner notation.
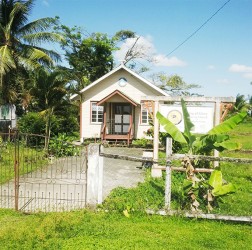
top-left (213, 141), bottom-right (241, 151)
top-left (208, 112), bottom-right (247, 135)
top-left (209, 169), bottom-right (222, 190)
top-left (209, 169), bottom-right (236, 196)
top-left (193, 134), bottom-right (240, 152)
top-left (156, 111), bottom-right (187, 144)
top-left (213, 183), bottom-right (236, 196)
top-left (181, 99), bottom-right (196, 151)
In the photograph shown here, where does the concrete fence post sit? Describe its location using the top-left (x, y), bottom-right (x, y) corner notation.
top-left (165, 137), bottom-right (172, 210)
top-left (86, 143), bottom-right (103, 207)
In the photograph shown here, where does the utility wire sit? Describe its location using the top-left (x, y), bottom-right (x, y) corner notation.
top-left (167, 0), bottom-right (232, 56)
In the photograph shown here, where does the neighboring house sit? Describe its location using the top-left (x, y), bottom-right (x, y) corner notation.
top-left (0, 105), bottom-right (16, 133)
top-left (71, 64), bottom-right (168, 145)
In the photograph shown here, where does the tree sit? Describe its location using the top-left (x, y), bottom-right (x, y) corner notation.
top-left (113, 29), bottom-right (136, 42)
top-left (55, 25), bottom-right (116, 91)
top-left (152, 73), bottom-right (201, 96)
top-left (0, 0), bottom-right (63, 104)
top-left (30, 68), bottom-right (68, 149)
top-left (113, 31), bottom-right (152, 72)
top-left (233, 94), bottom-right (250, 113)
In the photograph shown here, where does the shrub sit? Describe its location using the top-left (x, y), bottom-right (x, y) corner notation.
top-left (49, 133), bottom-right (80, 157)
top-left (18, 112), bottom-right (45, 135)
top-left (132, 138), bottom-right (152, 148)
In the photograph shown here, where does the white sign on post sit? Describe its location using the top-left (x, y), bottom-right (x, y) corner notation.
top-left (159, 105), bottom-right (214, 134)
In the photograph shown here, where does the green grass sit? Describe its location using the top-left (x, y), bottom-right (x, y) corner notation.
top-left (0, 142), bottom-right (47, 184)
top-left (226, 118), bottom-right (252, 150)
top-left (216, 119), bottom-right (252, 215)
top-left (0, 209), bottom-right (251, 250)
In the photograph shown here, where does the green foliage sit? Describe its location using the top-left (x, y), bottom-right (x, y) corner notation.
top-left (102, 170), bottom-right (165, 212)
top-left (156, 112), bottom-right (186, 144)
top-left (55, 25), bottom-right (115, 89)
top-left (18, 112), bottom-right (45, 135)
top-left (181, 166), bottom-right (236, 212)
top-left (0, 0), bottom-right (62, 104)
top-left (0, 142), bottom-right (46, 184)
top-left (132, 138), bottom-right (152, 148)
top-left (113, 30), bottom-right (136, 42)
top-left (152, 73), bottom-right (201, 96)
top-left (181, 99), bottom-right (196, 153)
top-left (49, 133), bottom-right (80, 157)
top-left (157, 98), bottom-right (247, 212)
top-left (209, 169), bottom-right (236, 196)
top-left (233, 94), bottom-right (250, 113)
top-left (146, 128), bottom-right (184, 152)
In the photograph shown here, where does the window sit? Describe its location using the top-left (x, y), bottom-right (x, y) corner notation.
top-left (91, 102), bottom-right (104, 123)
top-left (141, 103), bottom-right (153, 125)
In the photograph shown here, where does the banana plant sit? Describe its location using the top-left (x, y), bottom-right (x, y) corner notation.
top-left (157, 98), bottom-right (247, 212)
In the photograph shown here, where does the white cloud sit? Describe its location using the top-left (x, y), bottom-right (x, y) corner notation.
top-left (229, 64), bottom-right (252, 79)
top-left (207, 65), bottom-right (215, 70)
top-left (152, 54), bottom-right (186, 67)
top-left (114, 36), bottom-right (155, 63)
top-left (243, 73), bottom-right (252, 79)
top-left (229, 64), bottom-right (252, 73)
top-left (42, 0), bottom-right (49, 7)
top-left (217, 79), bottom-right (230, 84)
top-left (114, 36), bottom-right (186, 67)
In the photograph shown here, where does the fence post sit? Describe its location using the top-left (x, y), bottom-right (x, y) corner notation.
top-left (14, 129), bottom-right (19, 211)
top-left (151, 100), bottom-right (162, 177)
top-left (86, 143), bottom-right (103, 207)
top-left (165, 137), bottom-right (172, 210)
top-left (214, 101), bottom-right (221, 167)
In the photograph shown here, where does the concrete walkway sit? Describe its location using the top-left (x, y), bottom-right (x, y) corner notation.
top-left (103, 147), bottom-right (145, 198)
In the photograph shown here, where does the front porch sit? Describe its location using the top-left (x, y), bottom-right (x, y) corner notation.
top-left (98, 90), bottom-right (137, 146)
top-left (101, 118), bottom-right (134, 146)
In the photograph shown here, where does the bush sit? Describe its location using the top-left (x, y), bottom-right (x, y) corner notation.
top-left (49, 133), bottom-right (80, 157)
top-left (18, 112), bottom-right (45, 135)
top-left (132, 138), bottom-right (152, 148)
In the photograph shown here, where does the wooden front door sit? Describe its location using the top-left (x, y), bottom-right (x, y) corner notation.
top-left (113, 103), bottom-right (131, 134)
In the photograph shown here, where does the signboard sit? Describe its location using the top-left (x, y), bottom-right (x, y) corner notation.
top-left (159, 105), bottom-right (214, 134)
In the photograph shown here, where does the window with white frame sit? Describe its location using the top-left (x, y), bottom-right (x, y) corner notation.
top-left (91, 102), bottom-right (104, 123)
top-left (141, 103), bottom-right (153, 125)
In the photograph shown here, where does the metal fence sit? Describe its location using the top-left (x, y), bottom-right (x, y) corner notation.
top-left (0, 131), bottom-right (87, 212)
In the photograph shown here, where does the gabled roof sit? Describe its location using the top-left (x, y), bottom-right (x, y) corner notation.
top-left (97, 90), bottom-right (138, 106)
top-left (70, 64), bottom-right (169, 100)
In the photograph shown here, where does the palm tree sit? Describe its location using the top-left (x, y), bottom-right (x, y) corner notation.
top-left (31, 68), bottom-right (68, 150)
top-left (0, 0), bottom-right (63, 104)
top-left (233, 94), bottom-right (249, 113)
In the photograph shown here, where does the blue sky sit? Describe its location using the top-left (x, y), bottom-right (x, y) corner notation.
top-left (30, 0), bottom-right (252, 97)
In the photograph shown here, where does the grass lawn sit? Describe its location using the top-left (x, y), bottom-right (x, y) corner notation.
top-left (0, 209), bottom-right (251, 250)
top-left (0, 142), bottom-right (47, 184)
